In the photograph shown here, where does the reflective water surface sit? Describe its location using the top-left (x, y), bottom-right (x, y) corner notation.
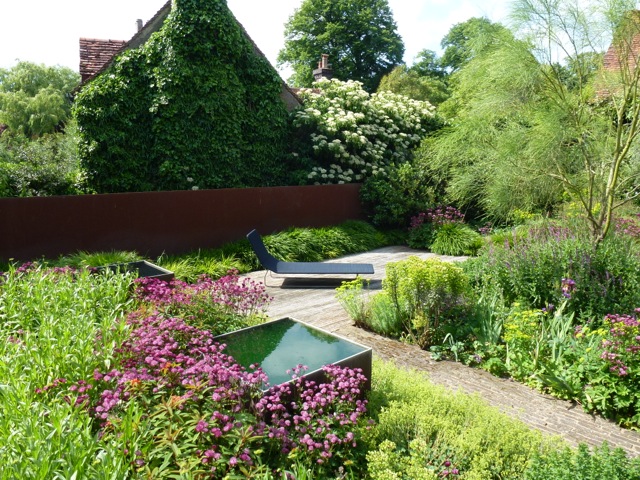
top-left (219, 318), bottom-right (367, 387)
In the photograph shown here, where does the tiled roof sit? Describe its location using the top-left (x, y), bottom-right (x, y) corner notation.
top-left (603, 34), bottom-right (640, 72)
top-left (79, 0), bottom-right (172, 85)
top-left (79, 38), bottom-right (127, 83)
top-left (76, 0), bottom-right (301, 109)
top-left (597, 11), bottom-right (640, 98)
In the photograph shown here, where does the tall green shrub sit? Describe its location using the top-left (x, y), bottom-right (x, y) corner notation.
top-left (360, 161), bottom-right (436, 229)
top-left (0, 123), bottom-right (85, 197)
top-left (74, 0), bottom-right (293, 193)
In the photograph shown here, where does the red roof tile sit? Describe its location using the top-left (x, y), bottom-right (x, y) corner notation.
top-left (79, 38), bottom-right (127, 83)
top-left (603, 34), bottom-right (640, 72)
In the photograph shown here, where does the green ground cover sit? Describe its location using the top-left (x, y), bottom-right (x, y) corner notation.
top-left (2, 221), bottom-right (640, 478)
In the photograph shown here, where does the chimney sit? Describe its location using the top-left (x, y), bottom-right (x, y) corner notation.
top-left (136, 19), bottom-right (143, 32)
top-left (313, 54), bottom-right (333, 81)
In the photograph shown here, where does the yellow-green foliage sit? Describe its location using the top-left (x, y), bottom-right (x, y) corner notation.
top-left (386, 256), bottom-right (469, 317)
top-left (336, 277), bottom-right (371, 327)
top-left (503, 305), bottom-right (542, 344)
top-left (384, 256), bottom-right (471, 346)
top-left (367, 439), bottom-right (438, 480)
top-left (366, 360), bottom-right (562, 479)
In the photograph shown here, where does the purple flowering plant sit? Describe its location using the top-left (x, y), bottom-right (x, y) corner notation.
top-left (615, 214), bottom-right (640, 241)
top-left (37, 310), bottom-right (369, 477)
top-left (408, 206), bottom-right (466, 250)
top-left (584, 308), bottom-right (640, 428)
top-left (256, 364), bottom-right (369, 471)
top-left (561, 278), bottom-right (576, 299)
top-left (410, 206), bottom-right (465, 230)
top-left (133, 270), bottom-right (272, 335)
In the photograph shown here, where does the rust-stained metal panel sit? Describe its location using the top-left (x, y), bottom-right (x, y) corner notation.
top-left (0, 184), bottom-right (364, 262)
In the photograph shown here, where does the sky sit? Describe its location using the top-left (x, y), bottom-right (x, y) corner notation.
top-left (0, 0), bottom-right (511, 79)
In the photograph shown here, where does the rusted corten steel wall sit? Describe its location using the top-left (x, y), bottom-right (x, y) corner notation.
top-left (0, 184), bottom-right (364, 262)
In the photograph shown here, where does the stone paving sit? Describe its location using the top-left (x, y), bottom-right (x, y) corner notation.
top-left (245, 246), bottom-right (640, 457)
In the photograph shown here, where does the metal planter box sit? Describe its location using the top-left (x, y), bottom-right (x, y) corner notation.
top-left (96, 260), bottom-right (174, 282)
top-left (215, 317), bottom-right (372, 394)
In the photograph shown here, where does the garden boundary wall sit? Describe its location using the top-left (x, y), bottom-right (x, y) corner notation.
top-left (1, 184), bottom-right (365, 262)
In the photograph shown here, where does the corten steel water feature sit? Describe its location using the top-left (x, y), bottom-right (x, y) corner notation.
top-left (215, 317), bottom-right (372, 394)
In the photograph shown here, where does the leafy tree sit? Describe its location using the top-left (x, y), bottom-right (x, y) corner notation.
top-left (410, 49), bottom-right (447, 79)
top-left (509, 0), bottom-right (640, 243)
top-left (0, 120), bottom-right (85, 197)
top-left (377, 65), bottom-right (449, 105)
top-left (0, 62), bottom-right (79, 137)
top-left (380, 19), bottom-right (513, 118)
top-left (417, 34), bottom-right (563, 221)
top-left (562, 52), bottom-right (605, 90)
top-left (418, 0), bottom-right (640, 244)
top-left (277, 0), bottom-right (404, 92)
top-left (440, 17), bottom-right (511, 73)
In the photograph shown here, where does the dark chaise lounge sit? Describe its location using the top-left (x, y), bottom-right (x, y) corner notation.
top-left (246, 229), bottom-right (375, 279)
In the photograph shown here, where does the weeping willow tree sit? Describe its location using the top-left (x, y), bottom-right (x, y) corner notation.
top-left (418, 0), bottom-right (640, 244)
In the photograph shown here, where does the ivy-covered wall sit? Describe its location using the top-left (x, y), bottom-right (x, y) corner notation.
top-left (73, 0), bottom-right (294, 193)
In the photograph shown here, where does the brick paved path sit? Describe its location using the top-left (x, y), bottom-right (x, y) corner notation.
top-left (246, 246), bottom-right (640, 456)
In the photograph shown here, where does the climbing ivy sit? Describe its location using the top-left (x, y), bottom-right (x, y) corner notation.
top-left (73, 0), bottom-right (293, 193)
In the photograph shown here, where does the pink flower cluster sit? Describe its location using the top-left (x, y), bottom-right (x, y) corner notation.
top-left (615, 215), bottom-right (640, 240)
top-left (11, 261), bottom-right (80, 279)
top-left (600, 309), bottom-right (640, 377)
top-left (134, 270), bottom-right (272, 318)
top-left (90, 314), bottom-right (267, 420)
top-left (256, 364), bottom-right (368, 465)
top-left (37, 309), bottom-right (369, 475)
top-left (441, 459), bottom-right (460, 477)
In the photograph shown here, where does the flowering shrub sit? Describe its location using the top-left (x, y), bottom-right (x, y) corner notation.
top-left (293, 79), bottom-right (438, 184)
top-left (433, 254), bottom-right (640, 427)
top-left (134, 270), bottom-right (271, 335)
top-left (584, 309), bottom-right (640, 428)
top-left (411, 206), bottom-right (465, 229)
top-left (409, 206), bottom-right (464, 250)
top-left (463, 224), bottom-right (640, 319)
top-left (38, 313), bottom-right (370, 478)
top-left (257, 364), bottom-right (369, 472)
